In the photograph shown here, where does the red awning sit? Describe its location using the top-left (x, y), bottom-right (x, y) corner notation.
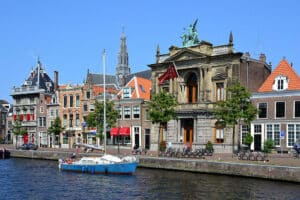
top-left (110, 127), bottom-right (119, 136)
top-left (119, 127), bottom-right (130, 136)
top-left (110, 127), bottom-right (130, 136)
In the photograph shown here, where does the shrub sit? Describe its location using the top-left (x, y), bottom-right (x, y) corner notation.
top-left (263, 139), bottom-right (274, 153)
top-left (243, 133), bottom-right (253, 148)
top-left (205, 141), bottom-right (214, 151)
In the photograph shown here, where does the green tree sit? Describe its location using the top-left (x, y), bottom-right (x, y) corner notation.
top-left (48, 117), bottom-right (64, 147)
top-left (12, 116), bottom-right (27, 148)
top-left (214, 82), bottom-right (257, 153)
top-left (85, 100), bottom-right (118, 145)
top-left (243, 133), bottom-right (253, 149)
top-left (148, 90), bottom-right (177, 150)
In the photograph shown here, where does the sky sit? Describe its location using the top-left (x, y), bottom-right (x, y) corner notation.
top-left (1, 0), bottom-right (300, 103)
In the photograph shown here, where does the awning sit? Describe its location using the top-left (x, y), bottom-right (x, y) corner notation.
top-left (110, 127), bottom-right (130, 136)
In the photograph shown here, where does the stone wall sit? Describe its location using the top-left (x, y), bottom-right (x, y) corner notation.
top-left (8, 150), bottom-right (300, 183)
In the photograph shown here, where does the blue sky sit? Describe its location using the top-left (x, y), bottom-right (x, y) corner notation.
top-left (1, 0), bottom-right (300, 102)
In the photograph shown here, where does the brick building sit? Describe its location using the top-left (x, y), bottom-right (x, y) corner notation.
top-left (250, 59), bottom-right (300, 151)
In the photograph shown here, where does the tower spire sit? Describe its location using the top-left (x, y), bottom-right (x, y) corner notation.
top-left (116, 27), bottom-right (130, 87)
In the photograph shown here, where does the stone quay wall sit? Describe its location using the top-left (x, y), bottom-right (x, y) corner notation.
top-left (8, 150), bottom-right (300, 183)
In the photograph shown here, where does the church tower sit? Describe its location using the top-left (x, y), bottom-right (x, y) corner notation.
top-left (116, 28), bottom-right (131, 87)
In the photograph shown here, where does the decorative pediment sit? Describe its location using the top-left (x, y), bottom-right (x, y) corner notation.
top-left (212, 73), bottom-right (228, 81)
top-left (165, 49), bottom-right (207, 62)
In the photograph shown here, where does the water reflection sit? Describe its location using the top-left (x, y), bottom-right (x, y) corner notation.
top-left (0, 159), bottom-right (299, 200)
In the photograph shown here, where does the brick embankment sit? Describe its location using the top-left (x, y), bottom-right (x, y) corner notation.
top-left (2, 144), bottom-right (300, 183)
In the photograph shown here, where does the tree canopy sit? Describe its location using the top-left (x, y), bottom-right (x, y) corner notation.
top-left (214, 82), bottom-right (257, 151)
top-left (148, 90), bottom-right (177, 146)
top-left (48, 117), bottom-right (64, 136)
top-left (85, 100), bottom-right (118, 140)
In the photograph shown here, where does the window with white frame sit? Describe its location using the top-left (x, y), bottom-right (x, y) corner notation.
top-left (266, 124), bottom-right (280, 146)
top-left (40, 106), bottom-right (44, 113)
top-left (294, 101), bottom-right (300, 117)
top-left (63, 114), bottom-right (67, 127)
top-left (118, 106), bottom-right (122, 119)
top-left (40, 132), bottom-right (47, 146)
top-left (272, 75), bottom-right (288, 91)
top-left (76, 95), bottom-right (80, 107)
top-left (69, 95), bottom-right (73, 107)
top-left (123, 87), bottom-right (131, 98)
top-left (39, 117), bottom-right (46, 127)
top-left (63, 95), bottom-right (67, 107)
top-left (258, 103), bottom-right (267, 118)
top-left (241, 125), bottom-right (250, 145)
top-left (124, 106), bottom-right (131, 119)
top-left (216, 82), bottom-right (224, 101)
top-left (76, 114), bottom-right (80, 127)
top-left (133, 105), bottom-right (140, 119)
top-left (287, 124), bottom-right (300, 147)
top-left (215, 128), bottom-right (224, 143)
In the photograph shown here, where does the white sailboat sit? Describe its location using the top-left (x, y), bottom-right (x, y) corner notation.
top-left (59, 50), bottom-right (138, 174)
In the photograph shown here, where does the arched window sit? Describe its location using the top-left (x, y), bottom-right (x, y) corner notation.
top-left (187, 73), bottom-right (198, 103)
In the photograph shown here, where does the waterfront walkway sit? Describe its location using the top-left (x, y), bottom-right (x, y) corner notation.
top-left (2, 144), bottom-right (299, 167)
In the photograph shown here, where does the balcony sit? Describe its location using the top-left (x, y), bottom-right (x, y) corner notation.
top-left (11, 86), bottom-right (45, 96)
top-left (176, 102), bottom-right (214, 111)
top-left (22, 121), bottom-right (37, 127)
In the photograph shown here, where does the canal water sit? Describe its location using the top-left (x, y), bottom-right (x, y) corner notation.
top-left (0, 158), bottom-right (299, 200)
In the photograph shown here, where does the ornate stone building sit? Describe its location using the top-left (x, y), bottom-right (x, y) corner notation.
top-left (148, 23), bottom-right (271, 153)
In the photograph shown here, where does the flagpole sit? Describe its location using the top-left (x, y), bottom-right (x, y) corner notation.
top-left (102, 49), bottom-right (107, 154)
top-left (172, 61), bottom-right (179, 77)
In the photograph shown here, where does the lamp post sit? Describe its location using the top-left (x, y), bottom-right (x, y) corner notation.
top-left (117, 95), bottom-right (121, 154)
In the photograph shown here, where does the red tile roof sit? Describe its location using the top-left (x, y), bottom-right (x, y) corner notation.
top-left (258, 59), bottom-right (300, 92)
top-left (117, 76), bottom-right (152, 100)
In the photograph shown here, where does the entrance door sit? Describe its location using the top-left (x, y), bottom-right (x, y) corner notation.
top-left (254, 134), bottom-right (262, 151)
top-left (134, 127), bottom-right (140, 148)
top-left (145, 129), bottom-right (150, 149)
top-left (184, 127), bottom-right (193, 148)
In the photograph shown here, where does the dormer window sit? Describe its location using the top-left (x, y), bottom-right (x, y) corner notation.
top-left (123, 87), bottom-right (131, 98)
top-left (273, 75), bottom-right (288, 91)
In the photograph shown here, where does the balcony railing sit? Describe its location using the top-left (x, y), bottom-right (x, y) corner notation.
top-left (11, 86), bottom-right (45, 95)
top-left (21, 121), bottom-right (37, 127)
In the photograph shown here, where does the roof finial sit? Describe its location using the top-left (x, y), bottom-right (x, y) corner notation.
top-left (229, 31), bottom-right (233, 45)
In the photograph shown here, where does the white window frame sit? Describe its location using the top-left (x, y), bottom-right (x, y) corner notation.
top-left (287, 123), bottom-right (300, 147)
top-left (272, 75), bottom-right (288, 91)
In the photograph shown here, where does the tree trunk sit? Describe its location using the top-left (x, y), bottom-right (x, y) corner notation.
top-left (232, 125), bottom-right (235, 154)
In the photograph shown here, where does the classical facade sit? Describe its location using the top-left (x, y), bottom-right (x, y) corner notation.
top-left (148, 23), bottom-right (271, 152)
top-left (250, 59), bottom-right (300, 152)
top-left (11, 60), bottom-right (56, 147)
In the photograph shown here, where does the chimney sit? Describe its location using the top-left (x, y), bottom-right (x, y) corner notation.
top-left (54, 71), bottom-right (58, 90)
top-left (259, 53), bottom-right (266, 63)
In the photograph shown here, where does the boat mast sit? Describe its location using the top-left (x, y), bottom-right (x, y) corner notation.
top-left (102, 49), bottom-right (107, 154)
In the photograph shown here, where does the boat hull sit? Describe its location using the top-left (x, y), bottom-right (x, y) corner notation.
top-left (60, 162), bottom-right (138, 175)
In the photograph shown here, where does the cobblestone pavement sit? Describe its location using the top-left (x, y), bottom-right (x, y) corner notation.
top-left (2, 144), bottom-right (300, 167)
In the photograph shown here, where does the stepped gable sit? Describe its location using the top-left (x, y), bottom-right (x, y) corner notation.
top-left (258, 59), bottom-right (300, 92)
